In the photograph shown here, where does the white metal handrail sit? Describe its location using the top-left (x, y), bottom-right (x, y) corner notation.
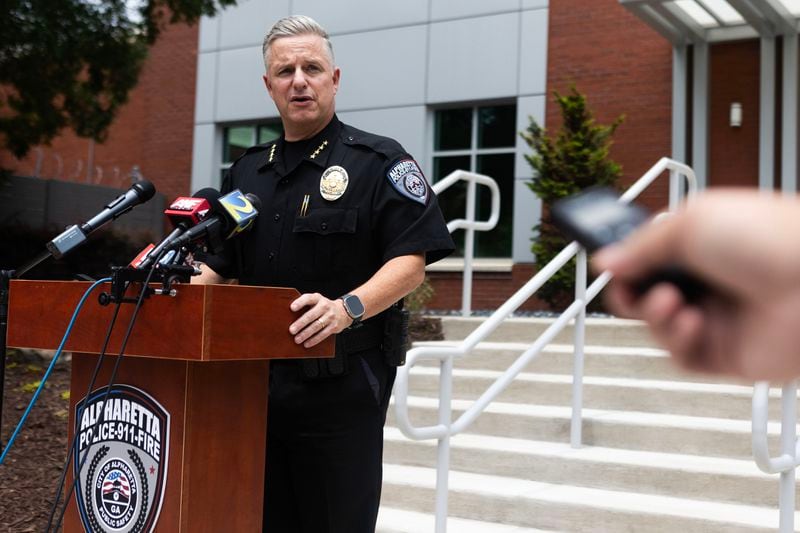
top-left (394, 157), bottom-right (698, 533)
top-left (431, 170), bottom-right (500, 317)
top-left (752, 381), bottom-right (799, 531)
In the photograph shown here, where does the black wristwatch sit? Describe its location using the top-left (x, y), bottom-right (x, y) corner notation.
top-left (340, 294), bottom-right (365, 328)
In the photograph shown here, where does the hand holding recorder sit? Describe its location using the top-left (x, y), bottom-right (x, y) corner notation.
top-left (553, 187), bottom-right (800, 381)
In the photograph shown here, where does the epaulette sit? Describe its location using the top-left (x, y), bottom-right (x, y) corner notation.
top-left (244, 142), bottom-right (272, 156)
top-left (341, 125), bottom-right (405, 161)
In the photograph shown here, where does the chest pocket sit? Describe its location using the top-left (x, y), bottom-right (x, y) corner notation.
top-left (293, 207), bottom-right (358, 278)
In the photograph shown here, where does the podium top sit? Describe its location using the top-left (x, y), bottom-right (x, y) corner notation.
top-left (7, 280), bottom-right (334, 361)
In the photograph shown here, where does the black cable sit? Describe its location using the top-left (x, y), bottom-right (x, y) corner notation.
top-left (48, 258), bottom-right (163, 532)
top-left (43, 299), bottom-right (124, 531)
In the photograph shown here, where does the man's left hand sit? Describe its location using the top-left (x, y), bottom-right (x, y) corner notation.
top-left (289, 292), bottom-right (351, 348)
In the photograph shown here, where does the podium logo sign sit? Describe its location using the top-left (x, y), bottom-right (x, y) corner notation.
top-left (73, 385), bottom-right (170, 533)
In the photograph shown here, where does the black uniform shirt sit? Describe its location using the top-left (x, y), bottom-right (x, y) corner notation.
top-left (202, 115), bottom-right (454, 300)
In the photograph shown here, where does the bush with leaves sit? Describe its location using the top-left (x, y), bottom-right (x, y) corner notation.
top-left (520, 87), bottom-right (623, 309)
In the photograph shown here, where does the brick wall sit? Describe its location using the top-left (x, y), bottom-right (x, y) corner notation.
top-left (1, 22), bottom-right (199, 204)
top-left (426, 264), bottom-right (548, 312)
top-left (545, 0), bottom-right (674, 212)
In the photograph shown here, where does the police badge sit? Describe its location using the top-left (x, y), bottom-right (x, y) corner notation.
top-left (74, 385), bottom-right (170, 533)
top-left (320, 165), bottom-right (349, 201)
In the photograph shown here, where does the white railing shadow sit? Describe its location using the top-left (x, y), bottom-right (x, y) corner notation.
top-left (395, 157), bottom-right (699, 533)
top-left (431, 170), bottom-right (500, 317)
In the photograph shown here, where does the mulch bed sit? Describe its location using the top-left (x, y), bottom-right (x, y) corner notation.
top-left (0, 314), bottom-right (442, 531)
top-left (0, 349), bottom-right (72, 532)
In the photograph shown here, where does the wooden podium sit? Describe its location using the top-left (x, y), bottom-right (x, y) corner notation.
top-left (6, 279), bottom-right (333, 532)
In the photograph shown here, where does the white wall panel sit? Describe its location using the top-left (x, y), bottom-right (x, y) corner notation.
top-left (512, 179), bottom-right (539, 262)
top-left (195, 52), bottom-right (218, 124)
top-left (218, 0), bottom-right (290, 50)
top-left (292, 0), bottom-right (428, 34)
top-left (333, 26), bottom-right (427, 110)
top-left (215, 46), bottom-right (278, 122)
top-left (337, 106), bottom-right (427, 168)
top-left (430, 0), bottom-right (519, 21)
top-left (191, 124), bottom-right (217, 193)
top-left (428, 13), bottom-right (520, 103)
top-left (513, 95), bottom-right (545, 263)
top-left (522, 0), bottom-right (549, 9)
top-left (519, 8), bottom-right (548, 95)
top-left (198, 15), bottom-right (219, 52)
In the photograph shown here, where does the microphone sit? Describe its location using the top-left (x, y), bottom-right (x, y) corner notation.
top-left (46, 180), bottom-right (157, 260)
top-left (81, 180), bottom-right (156, 234)
top-left (132, 188), bottom-right (219, 269)
top-left (165, 189), bottom-right (260, 254)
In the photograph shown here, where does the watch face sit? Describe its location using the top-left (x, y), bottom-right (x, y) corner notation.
top-left (344, 295), bottom-right (365, 318)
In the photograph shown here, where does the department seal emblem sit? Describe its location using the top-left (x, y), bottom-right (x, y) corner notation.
top-left (74, 384), bottom-right (170, 533)
top-left (320, 165), bottom-right (349, 201)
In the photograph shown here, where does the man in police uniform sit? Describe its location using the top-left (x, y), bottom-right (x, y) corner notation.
top-left (193, 15), bottom-right (454, 533)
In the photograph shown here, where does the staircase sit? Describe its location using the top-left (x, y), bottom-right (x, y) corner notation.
top-left (376, 316), bottom-right (798, 532)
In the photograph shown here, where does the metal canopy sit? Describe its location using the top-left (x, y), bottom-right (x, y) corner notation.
top-left (620, 0), bottom-right (800, 43)
top-left (620, 0), bottom-right (800, 195)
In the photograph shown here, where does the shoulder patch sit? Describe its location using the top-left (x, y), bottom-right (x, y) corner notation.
top-left (387, 159), bottom-right (429, 205)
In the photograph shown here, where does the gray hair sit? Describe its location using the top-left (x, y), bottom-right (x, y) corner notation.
top-left (262, 15), bottom-right (335, 70)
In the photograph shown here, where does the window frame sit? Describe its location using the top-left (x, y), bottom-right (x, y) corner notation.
top-left (430, 101), bottom-right (517, 259)
top-left (220, 121), bottom-right (283, 180)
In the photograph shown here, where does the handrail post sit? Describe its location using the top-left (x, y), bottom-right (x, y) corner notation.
top-left (779, 380), bottom-right (797, 532)
top-left (462, 177), bottom-right (477, 316)
top-left (435, 357), bottom-right (454, 533)
top-left (571, 248), bottom-right (587, 448)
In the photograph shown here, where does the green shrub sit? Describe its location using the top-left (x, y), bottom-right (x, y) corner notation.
top-left (521, 87), bottom-right (623, 309)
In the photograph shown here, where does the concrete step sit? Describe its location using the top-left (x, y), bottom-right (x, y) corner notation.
top-left (437, 316), bottom-right (656, 347)
top-left (411, 341), bottom-right (702, 382)
top-left (381, 463), bottom-right (792, 532)
top-left (376, 507), bottom-right (553, 533)
top-left (404, 366), bottom-right (791, 420)
top-left (382, 428), bottom-right (792, 508)
top-left (388, 396), bottom-right (786, 459)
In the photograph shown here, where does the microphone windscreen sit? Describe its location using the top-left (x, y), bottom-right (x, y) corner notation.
top-left (133, 180), bottom-right (156, 202)
top-left (192, 187), bottom-right (221, 201)
top-left (244, 193), bottom-right (262, 212)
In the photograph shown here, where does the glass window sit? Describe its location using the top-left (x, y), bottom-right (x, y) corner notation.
top-left (258, 124), bottom-right (282, 144)
top-left (432, 104), bottom-right (517, 258)
top-left (223, 127), bottom-right (254, 164)
top-left (478, 104), bottom-right (516, 149)
top-left (434, 108), bottom-right (472, 151)
top-left (221, 122), bottom-right (283, 181)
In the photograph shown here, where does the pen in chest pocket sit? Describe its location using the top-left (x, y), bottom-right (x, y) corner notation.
top-left (299, 194), bottom-right (310, 217)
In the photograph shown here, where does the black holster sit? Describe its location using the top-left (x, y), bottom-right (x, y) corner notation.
top-left (382, 302), bottom-right (409, 367)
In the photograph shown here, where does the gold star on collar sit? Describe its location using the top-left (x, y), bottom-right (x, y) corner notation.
top-left (268, 143), bottom-right (277, 163)
top-left (309, 140), bottom-right (329, 160)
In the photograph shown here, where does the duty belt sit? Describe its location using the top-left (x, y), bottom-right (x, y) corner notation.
top-left (300, 321), bottom-right (384, 380)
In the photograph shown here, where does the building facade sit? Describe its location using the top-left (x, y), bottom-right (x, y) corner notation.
top-left (3, 0), bottom-right (786, 310)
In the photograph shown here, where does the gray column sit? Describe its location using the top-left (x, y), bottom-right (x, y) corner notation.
top-left (692, 42), bottom-right (709, 189)
top-left (783, 34), bottom-right (798, 194)
top-left (760, 36), bottom-right (776, 191)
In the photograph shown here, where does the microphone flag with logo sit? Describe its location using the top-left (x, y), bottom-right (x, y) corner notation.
top-left (131, 188), bottom-right (219, 269)
top-left (164, 189), bottom-right (260, 254)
